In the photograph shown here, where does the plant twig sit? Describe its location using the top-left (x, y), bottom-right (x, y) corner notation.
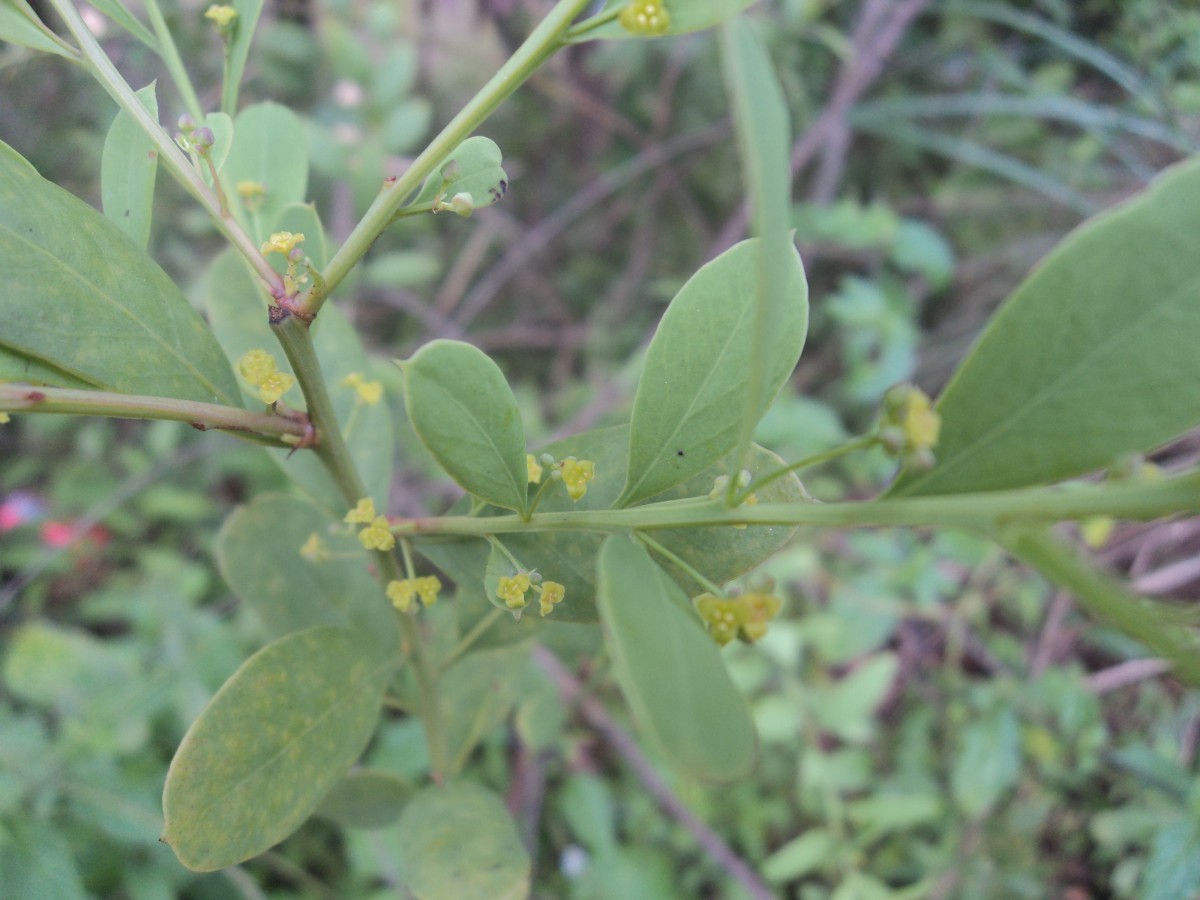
top-left (534, 647), bottom-right (774, 900)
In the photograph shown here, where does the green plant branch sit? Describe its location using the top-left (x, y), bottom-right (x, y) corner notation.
top-left (393, 471), bottom-right (1200, 537)
top-left (637, 532), bottom-right (724, 595)
top-left (306, 0), bottom-right (594, 316)
top-left (0, 383), bottom-right (309, 446)
top-left (736, 434), bottom-right (877, 504)
top-left (44, 0), bottom-right (285, 297)
top-left (999, 526), bottom-right (1200, 685)
top-left (140, 0), bottom-right (205, 121)
top-left (441, 608), bottom-right (504, 670)
top-left (270, 313), bottom-right (448, 780)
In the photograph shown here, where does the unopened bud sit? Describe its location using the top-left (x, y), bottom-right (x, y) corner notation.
top-left (192, 127), bottom-right (215, 151)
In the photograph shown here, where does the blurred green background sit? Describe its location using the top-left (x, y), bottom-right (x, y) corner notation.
top-left (3, 0), bottom-right (1200, 897)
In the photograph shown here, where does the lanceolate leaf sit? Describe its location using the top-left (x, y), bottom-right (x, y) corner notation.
top-left (162, 626), bottom-right (392, 871)
top-left (571, 0), bottom-right (762, 41)
top-left (891, 157), bottom-right (1200, 497)
top-left (216, 493), bottom-right (399, 660)
top-left (618, 238), bottom-right (808, 507)
top-left (400, 340), bottom-right (530, 514)
top-left (86, 0), bottom-right (157, 49)
top-left (101, 82), bottom-right (159, 250)
top-left (0, 142), bottom-right (240, 405)
top-left (719, 16), bottom-right (795, 480)
top-left (414, 425), bottom-right (806, 622)
top-left (0, 0), bottom-right (76, 58)
top-left (395, 782), bottom-right (530, 900)
top-left (596, 535), bottom-right (757, 780)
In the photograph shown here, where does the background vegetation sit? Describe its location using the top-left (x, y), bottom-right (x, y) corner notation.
top-left (2, 0), bottom-right (1200, 897)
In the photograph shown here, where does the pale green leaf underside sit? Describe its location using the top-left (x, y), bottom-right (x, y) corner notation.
top-left (414, 424), bottom-right (806, 622)
top-left (216, 493), bottom-right (399, 660)
top-left (412, 135), bottom-right (507, 210)
top-left (401, 339), bottom-right (529, 514)
top-left (892, 156), bottom-right (1200, 497)
top-left (314, 770), bottom-right (413, 830)
top-left (597, 535), bottom-right (757, 780)
top-left (101, 82), bottom-right (158, 250)
top-left (162, 626), bottom-right (391, 871)
top-left (572, 0), bottom-right (762, 41)
top-left (0, 142), bottom-right (240, 405)
top-left (395, 782), bottom-right (530, 900)
top-left (620, 237), bottom-right (808, 507)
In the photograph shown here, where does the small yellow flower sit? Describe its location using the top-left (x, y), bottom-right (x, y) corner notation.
top-left (204, 4), bottom-right (237, 29)
top-left (257, 370), bottom-right (294, 405)
top-left (537, 580), bottom-right (565, 616)
top-left (694, 593), bottom-right (743, 646)
top-left (356, 380), bottom-right (382, 405)
top-left (619, 0), bottom-right (671, 35)
top-left (880, 384), bottom-right (941, 466)
top-left (526, 454), bottom-right (543, 485)
top-left (415, 575), bottom-right (442, 607)
top-left (344, 497), bottom-right (376, 524)
top-left (1081, 516), bottom-right (1115, 548)
top-left (299, 532), bottom-right (325, 562)
top-left (237, 348), bottom-right (278, 386)
top-left (559, 457), bottom-right (595, 502)
top-left (358, 516), bottom-right (395, 551)
top-left (237, 180), bottom-right (265, 213)
top-left (0, 412), bottom-right (10, 424)
top-left (387, 579), bottom-right (417, 612)
top-left (737, 592), bottom-right (783, 642)
top-left (498, 573), bottom-right (531, 609)
top-left (261, 231), bottom-right (305, 257)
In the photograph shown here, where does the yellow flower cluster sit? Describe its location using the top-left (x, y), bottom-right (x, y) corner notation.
top-left (694, 591), bottom-right (783, 646)
top-left (237, 349), bottom-right (294, 405)
top-left (261, 231), bottom-right (305, 257)
top-left (496, 573), bottom-right (567, 616)
top-left (204, 4), bottom-right (237, 30)
top-left (0, 412), bottom-right (10, 425)
top-left (879, 384), bottom-right (941, 469)
top-left (558, 457), bottom-right (595, 501)
top-left (387, 576), bottom-right (442, 612)
top-left (526, 454), bottom-right (543, 485)
top-left (344, 497), bottom-right (395, 551)
top-left (341, 372), bottom-right (383, 406)
top-left (619, 0), bottom-right (671, 35)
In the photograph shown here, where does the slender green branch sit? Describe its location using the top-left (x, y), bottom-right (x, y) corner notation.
top-left (0, 383), bottom-right (309, 446)
top-left (637, 533), bottom-right (725, 595)
top-left (141, 0), bottom-right (204, 121)
top-left (441, 608), bottom-right (504, 670)
top-left (271, 313), bottom-right (448, 779)
top-left (735, 434), bottom-right (877, 504)
top-left (1000, 527), bottom-right (1200, 685)
top-left (394, 471), bottom-right (1200, 536)
top-left (220, 41), bottom-right (236, 118)
top-left (306, 0), bottom-right (594, 316)
top-left (44, 0), bottom-right (284, 296)
top-left (565, 5), bottom-right (622, 39)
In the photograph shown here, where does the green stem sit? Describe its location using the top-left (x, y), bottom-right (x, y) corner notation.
top-left (637, 533), bottom-right (725, 595)
top-left (306, 0), bottom-right (594, 316)
top-left (735, 434), bottom-right (877, 504)
top-left (394, 471), bottom-right (1200, 536)
top-left (0, 383), bottom-right (309, 446)
top-left (565, 5), bottom-right (622, 39)
top-left (270, 314), bottom-right (448, 779)
top-left (442, 608), bottom-right (504, 670)
top-left (45, 0), bottom-right (285, 296)
top-left (1000, 527), bottom-right (1200, 684)
top-left (141, 0), bottom-right (205, 122)
top-left (220, 43), bottom-right (237, 117)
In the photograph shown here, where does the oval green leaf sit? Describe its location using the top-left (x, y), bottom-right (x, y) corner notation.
top-left (411, 135), bottom-right (507, 212)
top-left (414, 424), bottom-right (804, 622)
top-left (400, 339), bottom-right (529, 514)
top-left (618, 237), bottom-right (808, 507)
top-left (891, 157), bottom-right (1200, 497)
top-left (0, 142), bottom-right (240, 405)
top-left (315, 769), bottom-right (413, 829)
top-left (216, 493), bottom-right (399, 660)
top-left (571, 0), bottom-right (762, 41)
top-left (596, 535), bottom-right (757, 780)
top-left (223, 102), bottom-right (309, 242)
top-left (162, 626), bottom-right (392, 871)
top-left (101, 82), bottom-right (158, 250)
top-left (395, 781), bottom-right (530, 900)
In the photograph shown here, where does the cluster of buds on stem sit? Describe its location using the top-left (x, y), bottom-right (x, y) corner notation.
top-left (497, 569), bottom-right (566, 617)
top-left (344, 496), bottom-right (394, 551)
top-left (618, 0), bottom-right (671, 35)
top-left (877, 384), bottom-right (941, 471)
top-left (237, 348), bottom-right (295, 405)
top-left (527, 453), bottom-right (596, 503)
top-left (694, 588), bottom-right (783, 646)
